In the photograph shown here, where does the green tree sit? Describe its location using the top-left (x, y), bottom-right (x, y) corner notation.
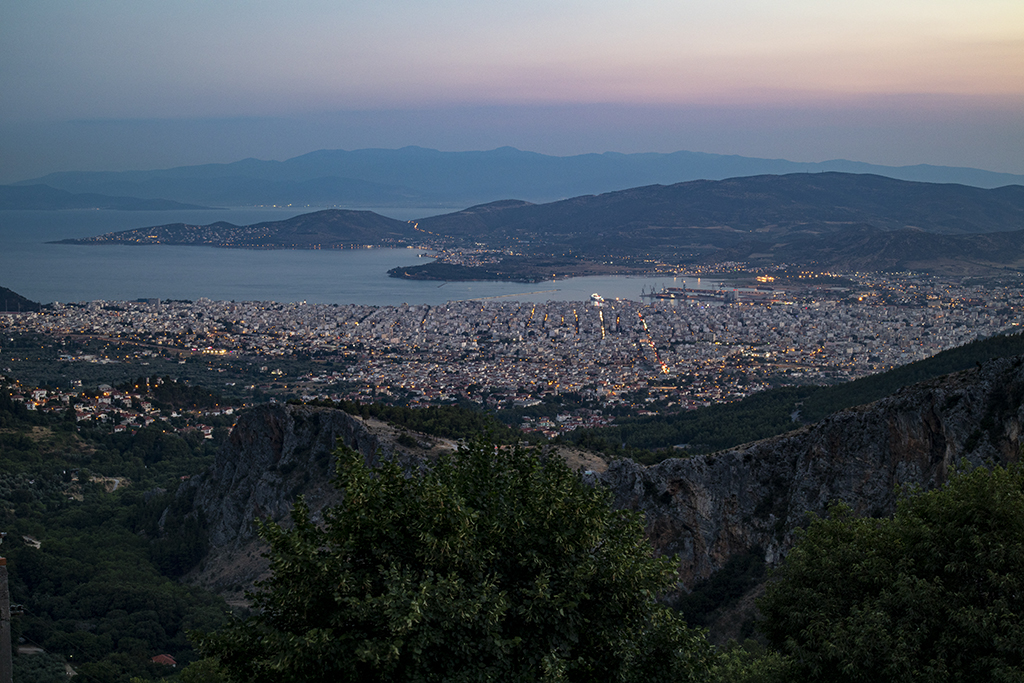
top-left (179, 657), bottom-right (229, 683)
top-left (758, 463), bottom-right (1024, 683)
top-left (13, 651), bottom-right (69, 683)
top-left (197, 439), bottom-right (713, 682)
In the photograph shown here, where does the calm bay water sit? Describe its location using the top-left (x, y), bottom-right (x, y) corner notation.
top-left (0, 208), bottom-right (712, 306)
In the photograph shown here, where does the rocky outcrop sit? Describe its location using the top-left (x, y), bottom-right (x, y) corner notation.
top-left (183, 403), bottom-right (424, 591)
top-left (186, 356), bottom-right (1024, 595)
top-left (598, 356), bottom-right (1024, 585)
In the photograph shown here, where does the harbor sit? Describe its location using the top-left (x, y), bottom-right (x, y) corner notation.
top-left (639, 284), bottom-right (780, 304)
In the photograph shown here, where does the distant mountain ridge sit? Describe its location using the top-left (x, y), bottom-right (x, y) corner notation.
top-left (410, 173), bottom-right (1024, 274)
top-left (419, 173), bottom-right (1024, 239)
top-left (15, 146), bottom-right (1024, 207)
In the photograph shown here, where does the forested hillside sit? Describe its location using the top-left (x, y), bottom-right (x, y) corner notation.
top-left (0, 384), bottom-right (230, 681)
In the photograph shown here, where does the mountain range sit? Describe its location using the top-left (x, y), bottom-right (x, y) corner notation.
top-left (57, 172), bottom-right (1024, 276)
top-left (16, 146), bottom-right (1024, 208)
top-left (412, 173), bottom-right (1024, 275)
top-left (418, 172), bottom-right (1024, 237)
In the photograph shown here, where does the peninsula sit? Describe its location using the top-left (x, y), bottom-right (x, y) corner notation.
top-left (55, 173), bottom-right (1024, 279)
top-left (53, 209), bottom-right (420, 249)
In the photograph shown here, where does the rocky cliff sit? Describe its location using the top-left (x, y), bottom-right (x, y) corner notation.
top-left (183, 403), bottom-right (441, 593)
top-left (597, 355), bottom-right (1024, 585)
top-left (186, 356), bottom-right (1024, 596)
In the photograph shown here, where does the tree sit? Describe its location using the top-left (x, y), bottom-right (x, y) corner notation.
top-left (197, 439), bottom-right (713, 682)
top-left (758, 463), bottom-right (1024, 683)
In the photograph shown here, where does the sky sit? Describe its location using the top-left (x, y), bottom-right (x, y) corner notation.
top-left (1, 0), bottom-right (1022, 182)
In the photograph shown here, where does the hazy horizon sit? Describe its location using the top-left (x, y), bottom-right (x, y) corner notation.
top-left (2, 1), bottom-right (1022, 183)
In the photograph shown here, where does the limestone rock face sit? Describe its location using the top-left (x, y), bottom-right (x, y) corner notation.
top-left (598, 356), bottom-right (1024, 585)
top-left (185, 403), bottom-right (404, 590)
top-left (187, 357), bottom-right (1024, 593)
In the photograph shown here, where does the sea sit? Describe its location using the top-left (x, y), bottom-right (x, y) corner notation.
top-left (0, 207), bottom-right (719, 307)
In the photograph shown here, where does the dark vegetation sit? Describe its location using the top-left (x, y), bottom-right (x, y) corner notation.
top-left (388, 255), bottom-right (636, 283)
top-left (0, 286), bottom-right (42, 313)
top-left (676, 549), bottom-right (767, 635)
top-left (417, 173), bottom-right (1024, 241)
top-left (389, 260), bottom-right (552, 283)
top-left (409, 174), bottom-right (1024, 274)
top-left (146, 377), bottom-right (225, 410)
top-left (197, 440), bottom-right (714, 682)
top-left (192, 439), bottom-right (1024, 681)
top-left (757, 463), bottom-right (1024, 682)
top-left (4, 342), bottom-right (1024, 679)
top-left (304, 398), bottom-right (541, 444)
top-left (571, 330), bottom-right (1024, 461)
top-left (0, 382), bottom-right (230, 682)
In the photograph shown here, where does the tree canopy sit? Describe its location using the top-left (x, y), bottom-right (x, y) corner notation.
top-left (197, 439), bottom-right (713, 682)
top-left (758, 463), bottom-right (1024, 683)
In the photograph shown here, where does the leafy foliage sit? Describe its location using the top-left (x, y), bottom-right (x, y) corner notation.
top-left (198, 439), bottom-right (714, 682)
top-left (12, 651), bottom-right (69, 683)
top-left (312, 398), bottom-right (538, 443)
top-left (6, 490), bottom-right (228, 681)
top-left (571, 386), bottom-right (810, 456)
top-left (758, 463), bottom-right (1024, 682)
top-left (708, 640), bottom-right (793, 683)
top-left (676, 548), bottom-right (766, 630)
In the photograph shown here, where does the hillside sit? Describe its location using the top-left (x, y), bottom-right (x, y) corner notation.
top-left (405, 173), bottom-right (1024, 276)
top-left (0, 380), bottom-right (231, 680)
top-left (0, 286), bottom-right (42, 312)
top-left (55, 208), bottom-right (420, 249)
top-left (181, 352), bottom-right (1024, 621)
top-left (594, 353), bottom-right (1024, 641)
top-left (418, 173), bottom-right (1024, 240)
top-left (5, 349), bottom-right (1022, 658)
top-left (55, 173), bottom-right (1024, 276)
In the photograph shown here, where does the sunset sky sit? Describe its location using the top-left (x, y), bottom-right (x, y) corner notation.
top-left (2, 0), bottom-right (1022, 181)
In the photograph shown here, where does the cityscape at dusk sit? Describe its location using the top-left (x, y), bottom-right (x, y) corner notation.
top-left (2, 1), bottom-right (1024, 680)
top-left (4, 269), bottom-right (1023, 438)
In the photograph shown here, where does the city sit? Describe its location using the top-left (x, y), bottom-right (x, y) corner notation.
top-left (3, 271), bottom-right (1022, 438)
